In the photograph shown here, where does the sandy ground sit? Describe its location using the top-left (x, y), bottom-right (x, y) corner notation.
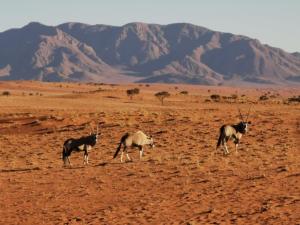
top-left (0, 81), bottom-right (299, 225)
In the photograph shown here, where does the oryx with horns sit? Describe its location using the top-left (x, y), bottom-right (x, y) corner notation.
top-left (216, 106), bottom-right (252, 155)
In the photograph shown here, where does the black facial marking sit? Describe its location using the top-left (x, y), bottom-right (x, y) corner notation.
top-left (234, 122), bottom-right (247, 134)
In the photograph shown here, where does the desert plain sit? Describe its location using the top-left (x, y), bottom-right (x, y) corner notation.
top-left (0, 81), bottom-right (299, 225)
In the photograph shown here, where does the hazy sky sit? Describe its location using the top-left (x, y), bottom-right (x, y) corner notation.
top-left (1, 0), bottom-right (299, 52)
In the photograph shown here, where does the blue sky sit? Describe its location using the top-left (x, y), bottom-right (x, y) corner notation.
top-left (1, 0), bottom-right (299, 52)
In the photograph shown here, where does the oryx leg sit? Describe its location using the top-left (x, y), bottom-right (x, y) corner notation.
top-left (126, 153), bottom-right (131, 161)
top-left (139, 146), bottom-right (144, 159)
top-left (67, 157), bottom-right (71, 166)
top-left (83, 146), bottom-right (89, 165)
top-left (223, 143), bottom-right (229, 155)
top-left (235, 133), bottom-right (243, 152)
top-left (83, 154), bottom-right (87, 165)
top-left (234, 139), bottom-right (240, 153)
top-left (63, 148), bottom-right (71, 166)
top-left (63, 157), bottom-right (68, 166)
top-left (83, 153), bottom-right (89, 165)
top-left (120, 146), bottom-right (126, 162)
top-left (125, 147), bottom-right (131, 161)
top-left (120, 151), bottom-right (124, 163)
top-left (222, 138), bottom-right (229, 155)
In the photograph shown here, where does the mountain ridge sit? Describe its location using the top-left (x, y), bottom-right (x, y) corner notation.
top-left (0, 22), bottom-right (299, 85)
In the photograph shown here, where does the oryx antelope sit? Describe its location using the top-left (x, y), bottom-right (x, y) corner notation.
top-left (113, 131), bottom-right (154, 162)
top-left (216, 107), bottom-right (252, 155)
top-left (62, 124), bottom-right (100, 166)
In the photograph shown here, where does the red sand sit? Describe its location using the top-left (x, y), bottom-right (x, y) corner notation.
top-left (0, 81), bottom-right (299, 224)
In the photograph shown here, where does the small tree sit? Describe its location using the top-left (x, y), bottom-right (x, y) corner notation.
top-left (2, 91), bottom-right (10, 96)
top-left (126, 88), bottom-right (140, 100)
top-left (155, 91), bottom-right (170, 105)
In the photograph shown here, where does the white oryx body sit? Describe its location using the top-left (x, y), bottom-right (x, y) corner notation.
top-left (113, 131), bottom-right (154, 162)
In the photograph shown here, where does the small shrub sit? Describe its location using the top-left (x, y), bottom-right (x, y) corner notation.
top-left (259, 95), bottom-right (268, 101)
top-left (287, 96), bottom-right (300, 103)
top-left (2, 91), bottom-right (10, 96)
top-left (231, 94), bottom-right (238, 100)
top-left (210, 94), bottom-right (220, 102)
top-left (180, 91), bottom-right (188, 95)
top-left (221, 96), bottom-right (226, 99)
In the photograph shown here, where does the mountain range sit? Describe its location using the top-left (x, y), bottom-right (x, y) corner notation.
top-left (0, 22), bottom-right (299, 85)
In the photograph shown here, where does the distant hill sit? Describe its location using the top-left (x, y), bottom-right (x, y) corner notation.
top-left (292, 52), bottom-right (300, 58)
top-left (0, 22), bottom-right (299, 85)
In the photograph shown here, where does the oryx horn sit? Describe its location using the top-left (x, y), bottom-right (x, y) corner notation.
top-left (237, 108), bottom-right (245, 122)
top-left (89, 123), bottom-right (94, 134)
top-left (245, 105), bottom-right (252, 122)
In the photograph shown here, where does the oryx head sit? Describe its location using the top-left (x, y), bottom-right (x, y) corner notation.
top-left (147, 135), bottom-right (155, 148)
top-left (237, 106), bottom-right (252, 134)
top-left (89, 123), bottom-right (100, 144)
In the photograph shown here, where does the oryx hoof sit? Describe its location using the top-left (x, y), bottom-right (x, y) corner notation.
top-left (64, 164), bottom-right (72, 168)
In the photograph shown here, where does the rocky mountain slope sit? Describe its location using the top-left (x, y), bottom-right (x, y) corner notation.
top-left (0, 22), bottom-right (299, 85)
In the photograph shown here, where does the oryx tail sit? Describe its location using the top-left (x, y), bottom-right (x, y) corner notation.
top-left (62, 146), bottom-right (66, 162)
top-left (217, 125), bottom-right (226, 149)
top-left (113, 133), bottom-right (130, 159)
